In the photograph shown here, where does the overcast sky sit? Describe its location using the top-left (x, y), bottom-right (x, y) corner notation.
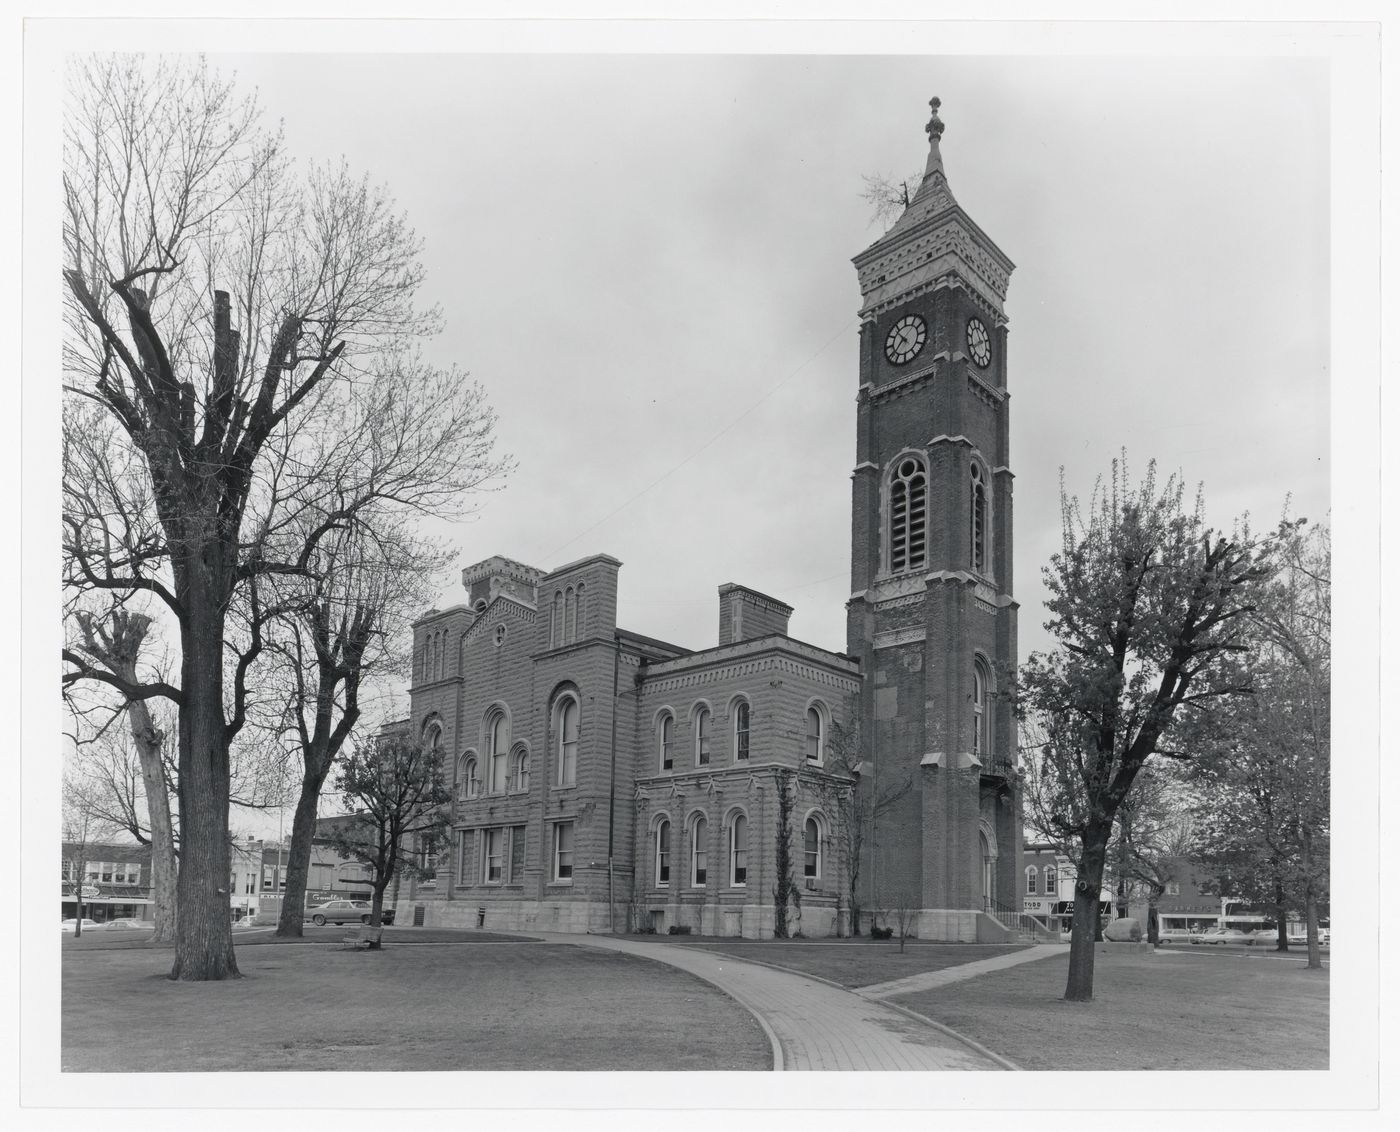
top-left (23, 16), bottom-right (1383, 1111)
top-left (211, 49), bottom-right (1329, 681)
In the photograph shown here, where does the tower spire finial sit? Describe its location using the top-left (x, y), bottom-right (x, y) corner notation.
top-left (926, 96), bottom-right (945, 143)
top-left (921, 95), bottom-right (946, 183)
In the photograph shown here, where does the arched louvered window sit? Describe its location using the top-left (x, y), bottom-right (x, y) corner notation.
top-left (889, 456), bottom-right (928, 573)
top-left (1026, 866), bottom-right (1038, 895)
top-left (971, 461), bottom-right (988, 575)
top-left (552, 591), bottom-right (563, 649)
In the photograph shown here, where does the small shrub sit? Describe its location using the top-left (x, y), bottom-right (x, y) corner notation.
top-left (871, 925), bottom-right (894, 940)
top-left (666, 924), bottom-right (692, 935)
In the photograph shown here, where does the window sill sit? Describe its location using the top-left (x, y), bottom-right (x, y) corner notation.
top-left (546, 880), bottom-right (574, 888)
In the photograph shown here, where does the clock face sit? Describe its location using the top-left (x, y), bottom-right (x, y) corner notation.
top-left (884, 314), bottom-right (928, 366)
top-left (967, 317), bottom-right (992, 368)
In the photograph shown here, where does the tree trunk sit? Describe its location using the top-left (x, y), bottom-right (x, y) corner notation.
top-left (276, 774), bottom-right (329, 938)
top-left (1065, 834), bottom-right (1109, 1001)
top-left (168, 565), bottom-right (238, 981)
top-left (370, 871), bottom-right (393, 929)
top-left (1146, 896), bottom-right (1160, 946)
top-left (127, 697), bottom-right (178, 944)
top-left (1302, 830), bottom-right (1322, 970)
top-left (1273, 876), bottom-right (1289, 954)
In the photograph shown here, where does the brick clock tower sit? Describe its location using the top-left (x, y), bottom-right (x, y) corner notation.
top-left (847, 98), bottom-right (1022, 941)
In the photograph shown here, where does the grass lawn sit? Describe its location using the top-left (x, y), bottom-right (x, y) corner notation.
top-left (892, 946), bottom-right (1329, 1070)
top-left (63, 941), bottom-right (771, 1071)
top-left (658, 937), bottom-right (1030, 988)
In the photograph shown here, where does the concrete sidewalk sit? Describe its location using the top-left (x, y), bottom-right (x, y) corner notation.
top-left (538, 932), bottom-right (1005, 1071)
top-left (857, 943), bottom-right (1069, 1000)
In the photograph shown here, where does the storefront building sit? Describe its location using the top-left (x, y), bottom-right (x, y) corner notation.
top-left (61, 841), bottom-right (153, 923)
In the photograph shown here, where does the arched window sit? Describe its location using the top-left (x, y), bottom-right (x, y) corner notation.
top-left (658, 713), bottom-right (674, 772)
top-left (889, 455), bottom-right (928, 573)
top-left (694, 707), bottom-right (711, 767)
top-left (487, 713), bottom-right (508, 794)
top-left (552, 591), bottom-right (563, 649)
top-left (556, 696), bottom-right (579, 786)
top-left (575, 583), bottom-right (585, 640)
top-left (806, 706), bottom-right (824, 763)
top-left (1044, 865), bottom-right (1056, 896)
top-left (803, 816), bottom-right (824, 880)
top-left (733, 701), bottom-right (750, 762)
top-left (973, 658), bottom-right (992, 760)
top-left (462, 756), bottom-right (480, 799)
top-left (1025, 866), bottom-right (1038, 895)
top-left (970, 461), bottom-right (988, 575)
top-left (691, 815), bottom-right (708, 886)
top-left (513, 747), bottom-right (530, 793)
top-left (655, 819), bottom-right (671, 887)
top-left (564, 586), bottom-right (576, 644)
top-left (728, 813), bottom-right (747, 887)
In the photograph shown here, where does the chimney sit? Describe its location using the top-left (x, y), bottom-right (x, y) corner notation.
top-left (718, 584), bottom-right (793, 645)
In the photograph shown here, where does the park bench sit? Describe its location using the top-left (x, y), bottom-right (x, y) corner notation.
top-left (341, 926), bottom-right (383, 951)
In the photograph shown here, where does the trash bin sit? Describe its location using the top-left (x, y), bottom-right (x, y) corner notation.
top-left (477, 906), bottom-right (486, 928)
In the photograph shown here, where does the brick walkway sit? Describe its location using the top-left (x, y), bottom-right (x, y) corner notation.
top-left (537, 932), bottom-right (1004, 1071)
top-left (857, 942), bottom-right (1068, 1000)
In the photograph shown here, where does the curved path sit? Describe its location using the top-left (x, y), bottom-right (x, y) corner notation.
top-left (531, 932), bottom-right (1004, 1071)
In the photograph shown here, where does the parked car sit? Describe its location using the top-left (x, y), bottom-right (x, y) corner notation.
top-left (1192, 927), bottom-right (1257, 946)
top-left (304, 899), bottom-right (394, 926)
top-left (103, 918), bottom-right (146, 930)
top-left (1154, 928), bottom-right (1196, 945)
top-left (60, 918), bottom-right (100, 933)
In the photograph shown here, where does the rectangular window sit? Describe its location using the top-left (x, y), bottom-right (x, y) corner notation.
top-left (1166, 882), bottom-right (1181, 896)
top-left (1027, 871), bottom-right (1037, 895)
top-left (262, 865), bottom-right (276, 891)
top-left (100, 866), bottom-right (113, 883)
top-left (553, 822), bottom-right (574, 882)
top-left (86, 863), bottom-right (101, 882)
top-left (62, 859), bottom-right (72, 882)
top-left (483, 829), bottom-right (503, 884)
top-left (510, 825), bottom-right (526, 883)
top-left (245, 873), bottom-right (256, 895)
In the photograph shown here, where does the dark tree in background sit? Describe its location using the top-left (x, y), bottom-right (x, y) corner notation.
top-left (325, 735), bottom-right (452, 930)
top-left (1189, 520), bottom-right (1330, 968)
top-left (1019, 458), bottom-right (1280, 1002)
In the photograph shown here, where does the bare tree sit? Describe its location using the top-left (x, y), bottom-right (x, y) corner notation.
top-left (264, 516), bottom-right (449, 938)
top-left (64, 606), bottom-right (180, 942)
top-left (61, 55), bottom-right (508, 980)
top-left (885, 889), bottom-right (918, 953)
top-left (818, 717), bottom-right (913, 936)
top-left (324, 734), bottom-right (452, 931)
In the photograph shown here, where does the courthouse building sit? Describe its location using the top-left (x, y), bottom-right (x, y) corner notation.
top-left (394, 98), bottom-right (1023, 940)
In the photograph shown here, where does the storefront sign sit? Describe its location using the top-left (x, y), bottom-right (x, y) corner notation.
top-left (80, 885), bottom-right (100, 899)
